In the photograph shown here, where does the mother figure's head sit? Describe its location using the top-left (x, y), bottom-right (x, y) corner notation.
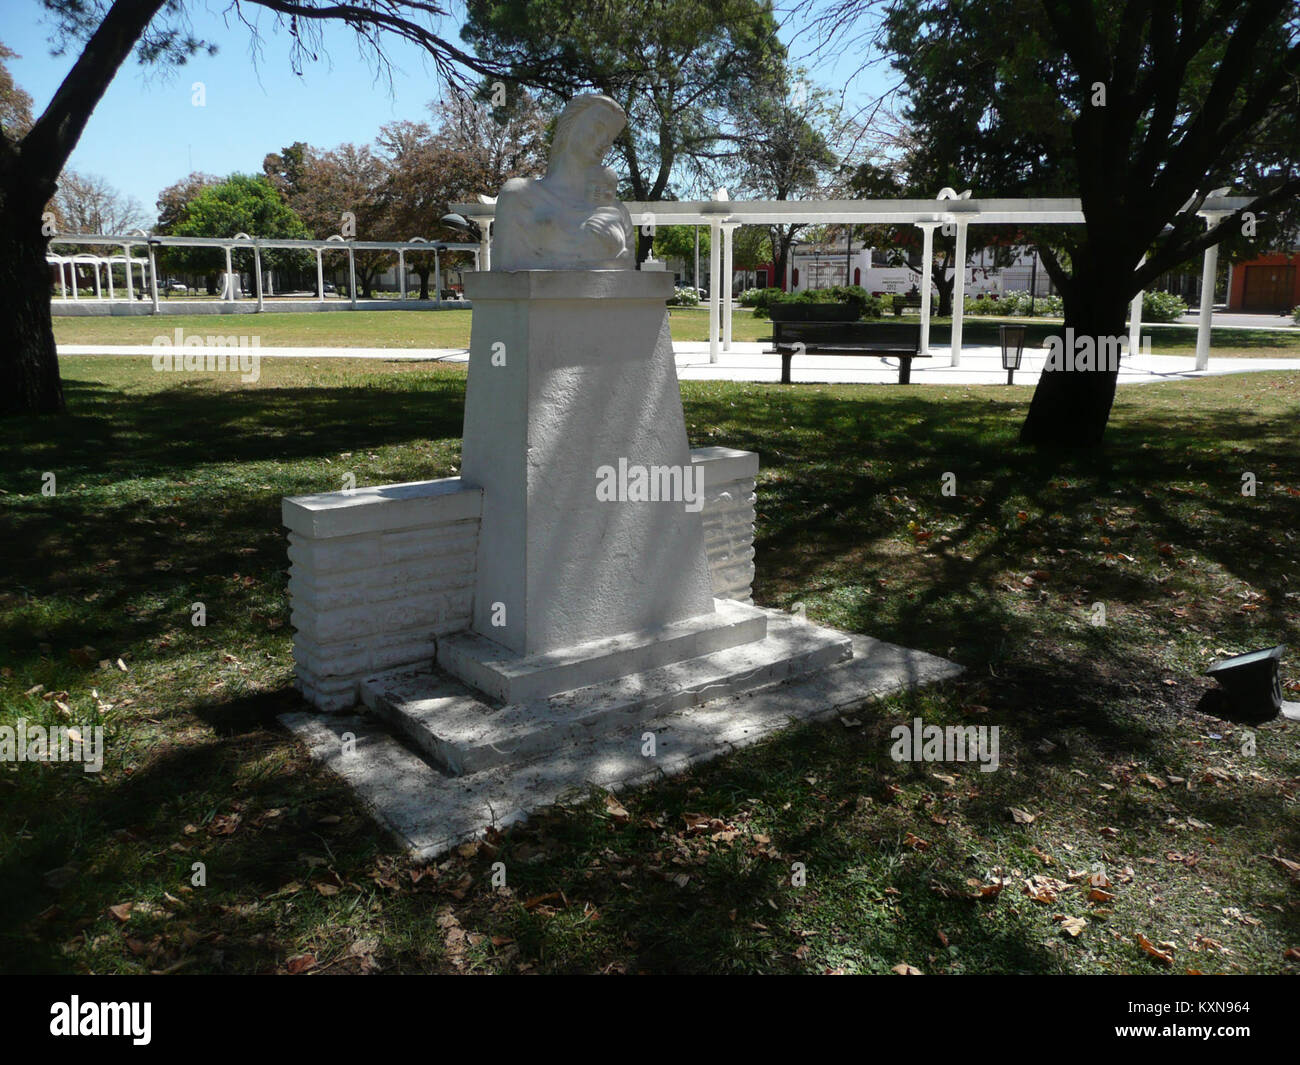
top-left (548, 94), bottom-right (628, 173)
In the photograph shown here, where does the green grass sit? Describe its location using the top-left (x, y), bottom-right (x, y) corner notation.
top-left (2, 356), bottom-right (1298, 974)
top-left (54, 306), bottom-right (1300, 357)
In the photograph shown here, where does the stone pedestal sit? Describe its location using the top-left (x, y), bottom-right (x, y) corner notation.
top-left (459, 270), bottom-right (716, 658)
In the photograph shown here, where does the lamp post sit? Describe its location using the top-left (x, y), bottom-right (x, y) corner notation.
top-left (1000, 323), bottom-right (1026, 385)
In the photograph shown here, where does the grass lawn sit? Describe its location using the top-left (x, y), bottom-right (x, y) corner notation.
top-left (2, 357), bottom-right (1298, 974)
top-left (53, 306), bottom-right (1300, 357)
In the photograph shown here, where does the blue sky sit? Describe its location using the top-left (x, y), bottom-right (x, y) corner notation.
top-left (1, 0), bottom-right (886, 223)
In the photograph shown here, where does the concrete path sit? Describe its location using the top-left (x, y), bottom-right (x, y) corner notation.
top-left (1178, 311), bottom-right (1297, 330)
top-left (58, 341), bottom-right (1298, 386)
top-left (670, 342), bottom-right (1298, 386)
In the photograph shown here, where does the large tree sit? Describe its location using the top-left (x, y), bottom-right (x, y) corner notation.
top-left (830, 0), bottom-right (1300, 446)
top-left (1, 0), bottom-right (502, 415)
top-left (731, 75), bottom-right (841, 288)
top-left (461, 0), bottom-right (787, 258)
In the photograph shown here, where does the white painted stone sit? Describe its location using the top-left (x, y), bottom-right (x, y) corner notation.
top-left (460, 269), bottom-right (716, 659)
top-left (283, 477), bottom-right (482, 710)
top-left (491, 94), bottom-right (635, 271)
top-left (282, 456), bottom-right (757, 712)
top-left (437, 597), bottom-right (770, 706)
top-left (281, 633), bottom-right (963, 860)
top-left (364, 606), bottom-right (851, 775)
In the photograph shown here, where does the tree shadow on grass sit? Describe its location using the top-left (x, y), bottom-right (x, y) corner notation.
top-left (2, 374), bottom-right (467, 491)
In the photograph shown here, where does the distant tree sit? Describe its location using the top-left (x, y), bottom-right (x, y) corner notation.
top-left (166, 174), bottom-right (311, 289)
top-left (0, 42), bottom-right (33, 137)
top-left (1, 0), bottom-right (507, 415)
top-left (155, 171), bottom-right (221, 234)
top-left (53, 169), bottom-right (147, 233)
top-left (731, 72), bottom-right (840, 287)
top-left (377, 90), bottom-right (548, 296)
top-left (461, 0), bottom-right (787, 259)
top-left (653, 223), bottom-right (710, 286)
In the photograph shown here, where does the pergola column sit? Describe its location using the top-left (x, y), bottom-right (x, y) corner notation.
top-left (1128, 254), bottom-right (1146, 357)
top-left (434, 249), bottom-right (441, 307)
top-left (254, 244), bottom-right (265, 310)
top-left (721, 221), bottom-right (738, 351)
top-left (315, 249), bottom-right (324, 301)
top-left (147, 242), bottom-right (160, 313)
top-left (1195, 213), bottom-right (1227, 371)
top-left (347, 247), bottom-right (357, 309)
top-left (915, 222), bottom-right (938, 356)
top-left (950, 221), bottom-right (969, 367)
top-left (123, 245), bottom-right (134, 301)
top-left (708, 219), bottom-right (721, 364)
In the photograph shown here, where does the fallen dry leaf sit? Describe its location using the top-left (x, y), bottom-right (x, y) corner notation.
top-left (604, 793), bottom-right (631, 824)
top-left (891, 962), bottom-right (923, 975)
top-left (1056, 915), bottom-right (1088, 938)
top-left (1136, 932), bottom-right (1175, 966)
top-left (1009, 807), bottom-right (1036, 825)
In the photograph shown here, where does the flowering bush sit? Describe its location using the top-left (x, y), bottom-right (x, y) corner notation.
top-left (1142, 290), bottom-right (1189, 322)
top-left (667, 286), bottom-right (700, 307)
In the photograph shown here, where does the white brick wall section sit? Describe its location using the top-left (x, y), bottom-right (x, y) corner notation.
top-left (283, 478), bottom-right (483, 711)
top-left (692, 447), bottom-right (759, 604)
top-left (282, 452), bottom-right (760, 712)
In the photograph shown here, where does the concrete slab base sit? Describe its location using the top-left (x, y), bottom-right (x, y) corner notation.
top-left (280, 630), bottom-right (962, 860)
top-left (437, 598), bottom-right (770, 705)
top-left (363, 607), bottom-right (850, 775)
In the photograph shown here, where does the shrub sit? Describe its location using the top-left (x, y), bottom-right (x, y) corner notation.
top-left (1142, 289), bottom-right (1188, 323)
top-left (667, 286), bottom-right (699, 307)
top-left (982, 290), bottom-right (1063, 317)
top-left (1291, 304), bottom-right (1299, 324)
top-left (765, 285), bottom-right (883, 319)
top-left (743, 286), bottom-right (786, 317)
top-left (963, 294), bottom-right (1002, 315)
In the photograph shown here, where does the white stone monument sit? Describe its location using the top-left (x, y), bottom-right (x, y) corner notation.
top-left (279, 94), bottom-right (961, 857)
top-left (446, 94), bottom-right (755, 699)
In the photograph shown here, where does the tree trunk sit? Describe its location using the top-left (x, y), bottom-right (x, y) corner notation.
top-left (0, 185), bottom-right (64, 415)
top-left (416, 265), bottom-right (431, 301)
top-left (936, 272), bottom-right (954, 317)
top-left (1019, 267), bottom-right (1129, 448)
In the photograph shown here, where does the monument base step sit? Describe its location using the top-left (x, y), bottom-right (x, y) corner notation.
top-left (438, 598), bottom-right (768, 704)
top-left (281, 632), bottom-right (963, 861)
top-left (360, 606), bottom-right (851, 776)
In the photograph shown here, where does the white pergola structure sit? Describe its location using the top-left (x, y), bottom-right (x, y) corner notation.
top-left (451, 191), bottom-right (1251, 368)
top-left (48, 233), bottom-right (481, 312)
top-left (47, 245), bottom-right (151, 301)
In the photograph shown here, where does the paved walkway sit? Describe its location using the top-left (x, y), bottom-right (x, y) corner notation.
top-left (58, 341), bottom-right (1298, 386)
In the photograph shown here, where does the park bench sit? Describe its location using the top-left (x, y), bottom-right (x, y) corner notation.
top-left (886, 293), bottom-right (923, 316)
top-left (768, 319), bottom-right (927, 384)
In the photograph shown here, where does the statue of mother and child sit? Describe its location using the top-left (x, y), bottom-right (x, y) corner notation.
top-left (490, 93), bottom-right (636, 271)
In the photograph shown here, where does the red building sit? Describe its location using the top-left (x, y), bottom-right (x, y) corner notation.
top-left (1228, 251), bottom-right (1300, 312)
